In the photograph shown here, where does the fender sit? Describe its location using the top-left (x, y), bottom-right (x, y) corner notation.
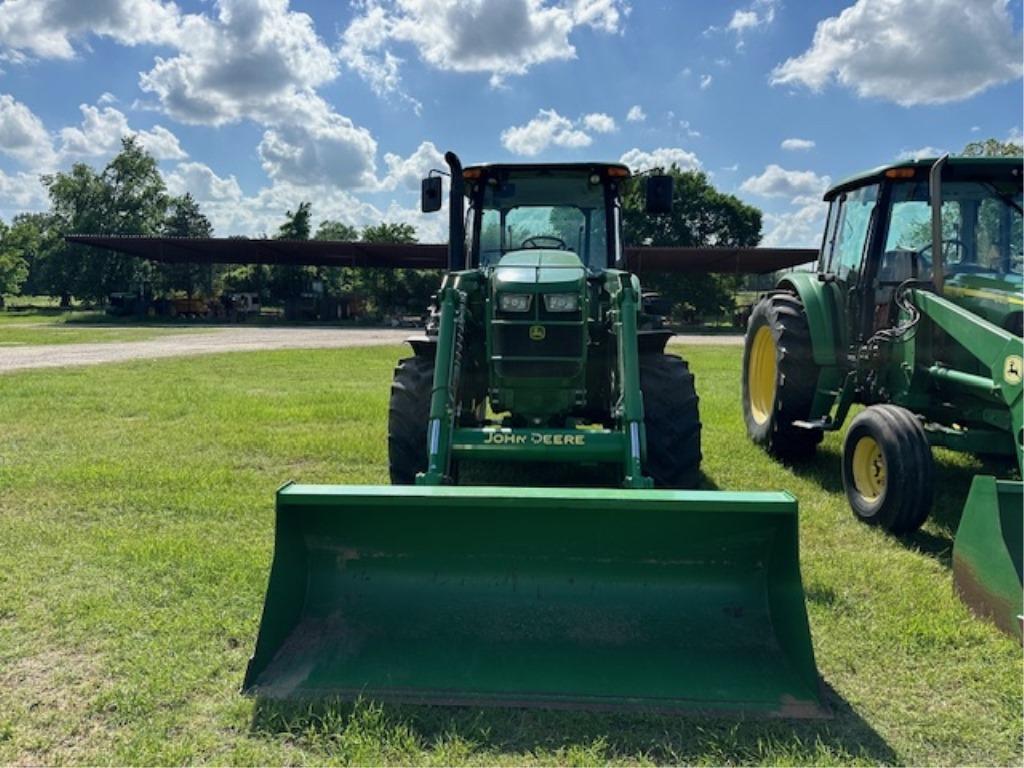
top-left (776, 272), bottom-right (844, 368)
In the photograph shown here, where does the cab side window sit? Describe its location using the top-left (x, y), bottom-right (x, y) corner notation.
top-left (819, 199), bottom-right (841, 273)
top-left (834, 184), bottom-right (879, 282)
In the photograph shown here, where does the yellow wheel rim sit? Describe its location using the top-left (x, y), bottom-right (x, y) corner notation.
top-left (748, 325), bottom-right (777, 425)
top-left (851, 436), bottom-right (886, 502)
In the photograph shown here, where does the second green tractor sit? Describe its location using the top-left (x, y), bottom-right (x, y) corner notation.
top-left (743, 155), bottom-right (1023, 638)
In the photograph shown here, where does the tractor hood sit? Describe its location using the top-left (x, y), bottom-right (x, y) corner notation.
top-left (493, 250), bottom-right (586, 292)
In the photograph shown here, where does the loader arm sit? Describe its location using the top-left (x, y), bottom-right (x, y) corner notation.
top-left (910, 288), bottom-right (1023, 471)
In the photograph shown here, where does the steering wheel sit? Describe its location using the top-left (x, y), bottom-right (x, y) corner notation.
top-left (521, 235), bottom-right (567, 250)
top-left (914, 238), bottom-right (967, 267)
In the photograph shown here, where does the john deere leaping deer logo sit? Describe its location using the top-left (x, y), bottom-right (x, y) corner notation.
top-left (1003, 355), bottom-right (1023, 386)
top-left (529, 325), bottom-right (546, 341)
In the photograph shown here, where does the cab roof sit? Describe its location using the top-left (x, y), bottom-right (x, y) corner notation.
top-left (826, 156), bottom-right (1022, 201)
top-left (463, 162), bottom-right (631, 177)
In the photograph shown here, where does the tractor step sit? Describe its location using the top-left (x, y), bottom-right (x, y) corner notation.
top-left (791, 418), bottom-right (832, 431)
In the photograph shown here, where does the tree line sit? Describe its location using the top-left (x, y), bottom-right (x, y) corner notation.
top-left (4, 135), bottom-right (1013, 320)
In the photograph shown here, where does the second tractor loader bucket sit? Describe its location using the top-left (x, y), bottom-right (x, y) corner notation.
top-left (953, 476), bottom-right (1023, 640)
top-left (244, 484), bottom-right (825, 716)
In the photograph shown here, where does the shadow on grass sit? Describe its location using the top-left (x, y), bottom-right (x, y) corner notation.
top-left (772, 441), bottom-right (1013, 571)
top-left (249, 682), bottom-right (896, 764)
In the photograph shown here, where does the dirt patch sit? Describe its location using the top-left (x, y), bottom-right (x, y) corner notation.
top-left (0, 327), bottom-right (413, 374)
top-left (0, 647), bottom-right (111, 765)
top-left (0, 327), bottom-right (741, 373)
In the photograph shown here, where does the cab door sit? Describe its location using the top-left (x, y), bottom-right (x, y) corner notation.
top-left (824, 184), bottom-right (881, 345)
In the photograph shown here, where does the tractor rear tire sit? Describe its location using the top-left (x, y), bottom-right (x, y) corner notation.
top-left (742, 293), bottom-right (823, 458)
top-left (640, 353), bottom-right (702, 489)
top-left (388, 355), bottom-right (434, 485)
top-left (841, 405), bottom-right (934, 534)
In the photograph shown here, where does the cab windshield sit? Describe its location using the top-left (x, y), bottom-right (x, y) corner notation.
top-left (884, 180), bottom-right (1023, 276)
top-left (472, 171), bottom-right (612, 269)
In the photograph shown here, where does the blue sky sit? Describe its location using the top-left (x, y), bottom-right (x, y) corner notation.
top-left (0, 0), bottom-right (1020, 245)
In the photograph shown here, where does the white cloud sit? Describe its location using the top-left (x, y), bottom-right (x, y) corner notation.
top-left (382, 141), bottom-right (446, 191)
top-left (771, 0), bottom-right (1022, 106)
top-left (728, 10), bottom-right (759, 32)
top-left (132, 1), bottom-right (380, 190)
top-left (896, 146), bottom-right (946, 161)
top-left (0, 0), bottom-right (181, 61)
top-left (0, 94), bottom-right (56, 168)
top-left (581, 112), bottom-right (616, 133)
top-left (165, 161), bottom-right (244, 203)
top-left (139, 0), bottom-right (338, 127)
top-left (58, 103), bottom-right (187, 162)
top-left (162, 159), bottom-right (448, 241)
top-left (619, 147), bottom-right (701, 173)
top-left (762, 200), bottom-right (827, 248)
top-left (781, 138), bottom-right (815, 151)
top-left (626, 105), bottom-right (646, 123)
top-left (739, 164), bottom-right (829, 199)
top-left (0, 169), bottom-right (48, 219)
top-left (501, 109), bottom-right (592, 156)
top-left (706, 0), bottom-right (776, 38)
top-left (699, 74), bottom-right (713, 89)
top-left (678, 119), bottom-right (700, 139)
top-left (340, 0), bottom-right (628, 96)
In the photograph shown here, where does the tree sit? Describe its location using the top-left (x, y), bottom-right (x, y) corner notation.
top-left (0, 220), bottom-right (29, 296)
top-left (269, 202), bottom-right (314, 298)
top-left (961, 138), bottom-right (1023, 157)
top-left (276, 202), bottom-right (312, 240)
top-left (314, 219), bottom-right (359, 241)
top-left (158, 193), bottom-right (215, 295)
top-left (41, 137), bottom-right (170, 302)
top-left (623, 168), bottom-right (762, 321)
top-left (1, 213), bottom-right (58, 296)
top-left (314, 219), bottom-right (360, 296)
top-left (356, 222), bottom-right (435, 316)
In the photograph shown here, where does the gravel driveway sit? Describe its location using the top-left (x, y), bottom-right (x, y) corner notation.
top-left (0, 326), bottom-right (742, 374)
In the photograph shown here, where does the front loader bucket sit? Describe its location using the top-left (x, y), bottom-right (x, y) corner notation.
top-left (953, 476), bottom-right (1023, 640)
top-left (243, 484), bottom-right (825, 716)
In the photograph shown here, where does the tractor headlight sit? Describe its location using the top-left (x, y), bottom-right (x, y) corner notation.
top-left (543, 293), bottom-right (579, 313)
top-left (499, 293), bottom-right (532, 312)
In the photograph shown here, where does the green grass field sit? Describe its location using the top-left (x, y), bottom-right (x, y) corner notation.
top-left (0, 344), bottom-right (1019, 765)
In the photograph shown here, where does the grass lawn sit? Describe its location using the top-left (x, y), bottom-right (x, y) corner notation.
top-left (0, 344), bottom-right (1019, 765)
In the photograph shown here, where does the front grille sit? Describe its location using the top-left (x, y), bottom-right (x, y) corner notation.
top-left (496, 361), bottom-right (579, 378)
top-left (493, 323), bottom-right (583, 358)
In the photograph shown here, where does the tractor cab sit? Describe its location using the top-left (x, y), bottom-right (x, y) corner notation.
top-left (461, 163), bottom-right (631, 271)
top-left (818, 157), bottom-right (1023, 344)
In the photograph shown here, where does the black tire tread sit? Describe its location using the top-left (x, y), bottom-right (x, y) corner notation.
top-left (387, 355), bottom-right (434, 485)
top-left (640, 353), bottom-right (702, 488)
top-left (842, 404), bottom-right (934, 534)
top-left (742, 292), bottom-right (823, 458)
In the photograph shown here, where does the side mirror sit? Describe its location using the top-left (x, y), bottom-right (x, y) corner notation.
top-left (421, 176), bottom-right (443, 213)
top-left (645, 175), bottom-right (673, 215)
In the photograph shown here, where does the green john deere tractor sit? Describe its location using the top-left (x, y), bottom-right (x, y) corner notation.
top-left (743, 155), bottom-right (1023, 638)
top-left (242, 152), bottom-right (824, 714)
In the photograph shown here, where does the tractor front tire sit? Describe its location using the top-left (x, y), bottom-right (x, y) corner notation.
top-left (388, 355), bottom-right (434, 485)
top-left (640, 353), bottom-right (702, 488)
top-left (742, 293), bottom-right (823, 458)
top-left (841, 405), bottom-right (934, 534)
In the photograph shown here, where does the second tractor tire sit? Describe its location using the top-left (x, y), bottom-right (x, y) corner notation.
top-left (742, 293), bottom-right (823, 458)
top-left (639, 352), bottom-right (702, 488)
top-left (841, 404), bottom-right (934, 534)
